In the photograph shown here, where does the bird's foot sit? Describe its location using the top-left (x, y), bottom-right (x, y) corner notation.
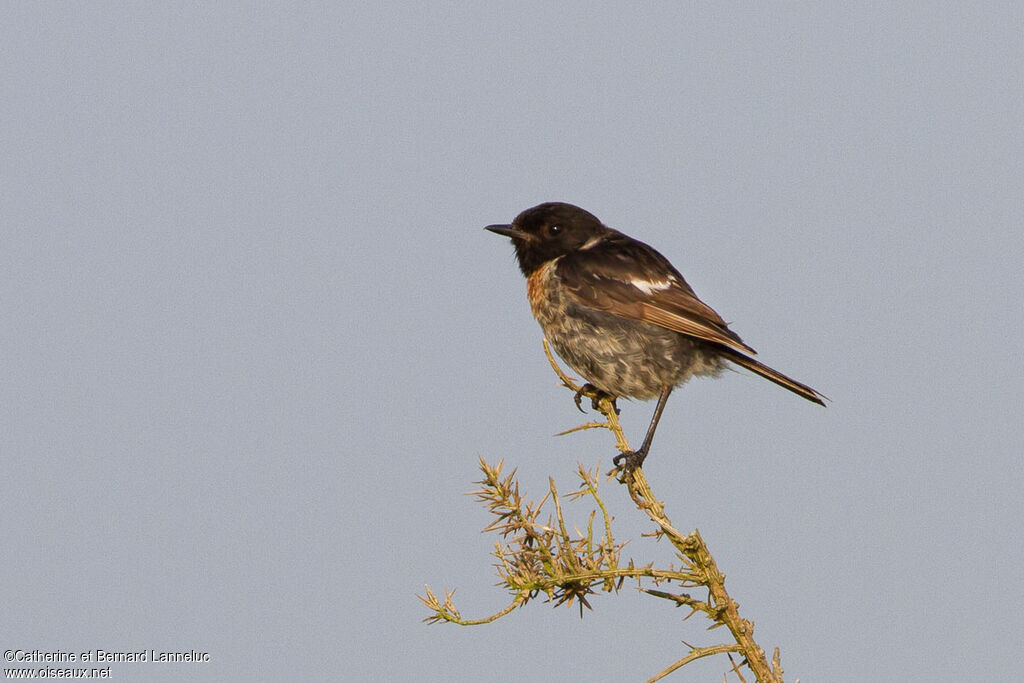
top-left (612, 448), bottom-right (647, 474)
top-left (573, 384), bottom-right (619, 414)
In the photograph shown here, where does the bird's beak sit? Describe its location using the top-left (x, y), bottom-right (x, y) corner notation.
top-left (485, 224), bottom-right (533, 241)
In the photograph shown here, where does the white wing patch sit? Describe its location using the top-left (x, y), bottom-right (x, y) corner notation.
top-left (630, 278), bottom-right (674, 295)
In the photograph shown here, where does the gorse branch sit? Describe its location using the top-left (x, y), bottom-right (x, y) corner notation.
top-left (419, 339), bottom-right (789, 683)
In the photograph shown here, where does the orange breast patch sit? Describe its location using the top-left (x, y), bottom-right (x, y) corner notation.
top-left (526, 261), bottom-right (552, 313)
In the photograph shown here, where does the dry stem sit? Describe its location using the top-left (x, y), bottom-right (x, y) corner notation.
top-left (420, 339), bottom-right (787, 682)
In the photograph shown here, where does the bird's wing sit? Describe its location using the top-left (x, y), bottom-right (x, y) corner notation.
top-left (557, 232), bottom-right (757, 355)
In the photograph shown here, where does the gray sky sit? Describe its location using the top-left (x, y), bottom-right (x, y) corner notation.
top-left (2, 3), bottom-right (1021, 681)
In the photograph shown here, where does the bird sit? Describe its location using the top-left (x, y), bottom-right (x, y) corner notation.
top-left (485, 202), bottom-right (826, 469)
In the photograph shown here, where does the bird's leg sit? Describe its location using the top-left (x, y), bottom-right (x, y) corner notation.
top-left (613, 384), bottom-right (673, 471)
top-left (573, 383), bottom-right (618, 414)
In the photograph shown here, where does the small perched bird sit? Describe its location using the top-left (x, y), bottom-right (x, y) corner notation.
top-left (486, 202), bottom-right (825, 468)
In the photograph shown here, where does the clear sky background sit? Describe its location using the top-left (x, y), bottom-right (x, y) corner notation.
top-left (2, 3), bottom-right (1021, 682)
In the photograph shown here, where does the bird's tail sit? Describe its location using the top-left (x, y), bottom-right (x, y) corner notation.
top-left (718, 348), bottom-right (827, 406)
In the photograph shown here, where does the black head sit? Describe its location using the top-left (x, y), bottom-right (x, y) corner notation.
top-left (485, 202), bottom-right (609, 275)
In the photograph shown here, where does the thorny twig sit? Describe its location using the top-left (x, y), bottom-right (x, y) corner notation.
top-left (420, 340), bottom-right (788, 682)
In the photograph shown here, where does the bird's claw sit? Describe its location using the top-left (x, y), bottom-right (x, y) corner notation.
top-left (613, 449), bottom-right (647, 474)
top-left (573, 383), bottom-right (619, 415)
top-left (573, 386), bottom-right (589, 413)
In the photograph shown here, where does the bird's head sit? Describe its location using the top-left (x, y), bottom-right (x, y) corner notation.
top-left (486, 202), bottom-right (608, 276)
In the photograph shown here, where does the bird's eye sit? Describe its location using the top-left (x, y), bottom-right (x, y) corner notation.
top-left (548, 225), bottom-right (562, 235)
